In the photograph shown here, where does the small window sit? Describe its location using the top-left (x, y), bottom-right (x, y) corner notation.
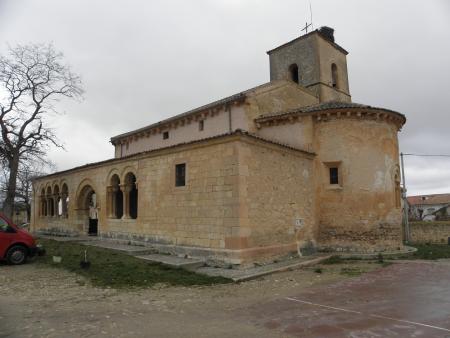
top-left (199, 120), bottom-right (204, 131)
top-left (175, 163), bottom-right (186, 187)
top-left (329, 167), bottom-right (339, 185)
top-left (163, 131), bottom-right (169, 140)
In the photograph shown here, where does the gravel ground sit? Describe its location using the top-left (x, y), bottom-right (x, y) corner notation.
top-left (0, 261), bottom-right (379, 338)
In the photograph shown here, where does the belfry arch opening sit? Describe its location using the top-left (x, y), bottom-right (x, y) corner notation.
top-left (331, 63), bottom-right (338, 88)
top-left (77, 185), bottom-right (98, 235)
top-left (288, 64), bottom-right (299, 84)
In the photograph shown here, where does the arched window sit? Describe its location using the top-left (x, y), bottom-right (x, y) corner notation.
top-left (331, 63), bottom-right (338, 88)
top-left (124, 172), bottom-right (138, 219)
top-left (108, 174), bottom-right (123, 219)
top-left (288, 64), bottom-right (299, 84)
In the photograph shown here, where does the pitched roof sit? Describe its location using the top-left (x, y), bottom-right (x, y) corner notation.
top-left (110, 80), bottom-right (317, 144)
top-left (110, 81), bottom-right (304, 144)
top-left (255, 101), bottom-right (405, 121)
top-left (34, 129), bottom-right (315, 181)
top-left (110, 92), bottom-right (247, 143)
top-left (266, 30), bottom-right (348, 55)
top-left (407, 194), bottom-right (450, 206)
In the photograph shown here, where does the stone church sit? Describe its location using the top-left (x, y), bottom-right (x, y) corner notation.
top-left (31, 27), bottom-right (406, 264)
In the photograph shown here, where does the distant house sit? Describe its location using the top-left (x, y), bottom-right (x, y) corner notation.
top-left (407, 194), bottom-right (450, 221)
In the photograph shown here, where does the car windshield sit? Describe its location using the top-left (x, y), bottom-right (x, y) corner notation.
top-left (0, 218), bottom-right (9, 232)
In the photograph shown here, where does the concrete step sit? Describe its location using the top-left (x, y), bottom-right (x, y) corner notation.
top-left (196, 255), bottom-right (332, 282)
top-left (135, 254), bottom-right (205, 270)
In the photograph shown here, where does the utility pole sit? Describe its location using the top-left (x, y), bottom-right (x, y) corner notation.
top-left (400, 152), bottom-right (410, 243)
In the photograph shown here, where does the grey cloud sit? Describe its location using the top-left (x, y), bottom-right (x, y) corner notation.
top-left (0, 0), bottom-right (449, 195)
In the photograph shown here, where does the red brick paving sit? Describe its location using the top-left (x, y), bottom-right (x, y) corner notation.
top-left (242, 261), bottom-right (450, 337)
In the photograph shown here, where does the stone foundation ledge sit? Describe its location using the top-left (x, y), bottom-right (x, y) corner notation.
top-left (321, 245), bottom-right (417, 260)
top-left (97, 232), bottom-right (307, 267)
top-left (36, 228), bottom-right (80, 238)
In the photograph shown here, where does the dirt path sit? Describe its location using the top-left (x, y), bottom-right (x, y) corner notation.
top-left (0, 261), bottom-right (379, 338)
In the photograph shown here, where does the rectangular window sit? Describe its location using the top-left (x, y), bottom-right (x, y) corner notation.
top-left (163, 131), bottom-right (169, 140)
top-left (329, 167), bottom-right (339, 185)
top-left (199, 120), bottom-right (204, 131)
top-left (175, 163), bottom-right (186, 187)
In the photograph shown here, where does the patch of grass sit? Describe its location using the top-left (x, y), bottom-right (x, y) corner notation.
top-left (340, 267), bottom-right (363, 277)
top-left (377, 253), bottom-right (384, 264)
top-left (410, 243), bottom-right (450, 260)
top-left (36, 239), bottom-right (231, 288)
top-left (321, 255), bottom-right (343, 265)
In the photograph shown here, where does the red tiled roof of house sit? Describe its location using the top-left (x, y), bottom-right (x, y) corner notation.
top-left (407, 194), bottom-right (450, 206)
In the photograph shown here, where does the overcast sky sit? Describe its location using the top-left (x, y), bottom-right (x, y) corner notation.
top-left (1, 0), bottom-right (449, 196)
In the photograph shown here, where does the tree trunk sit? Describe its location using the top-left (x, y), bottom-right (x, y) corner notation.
top-left (3, 155), bottom-right (19, 218)
top-left (26, 203), bottom-right (31, 222)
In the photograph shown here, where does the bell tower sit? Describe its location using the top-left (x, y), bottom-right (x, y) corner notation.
top-left (267, 26), bottom-right (351, 103)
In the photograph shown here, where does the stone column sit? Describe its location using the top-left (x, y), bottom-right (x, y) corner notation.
top-left (54, 194), bottom-right (60, 217)
top-left (61, 193), bottom-right (68, 218)
top-left (39, 195), bottom-right (45, 217)
top-left (106, 186), bottom-right (114, 218)
top-left (121, 184), bottom-right (132, 219)
top-left (47, 197), bottom-right (52, 217)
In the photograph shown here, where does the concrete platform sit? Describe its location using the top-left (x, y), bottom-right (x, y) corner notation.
top-left (197, 255), bottom-right (332, 282)
top-left (135, 254), bottom-right (205, 270)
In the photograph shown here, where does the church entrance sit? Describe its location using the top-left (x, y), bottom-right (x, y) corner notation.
top-left (88, 218), bottom-right (98, 236)
top-left (77, 185), bottom-right (99, 236)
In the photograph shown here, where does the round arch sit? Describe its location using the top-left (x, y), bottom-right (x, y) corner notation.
top-left (106, 168), bottom-right (121, 185)
top-left (120, 166), bottom-right (138, 183)
top-left (75, 180), bottom-right (99, 236)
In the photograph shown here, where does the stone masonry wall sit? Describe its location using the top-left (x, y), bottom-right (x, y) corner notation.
top-left (32, 134), bottom-right (315, 264)
top-left (314, 117), bottom-right (403, 252)
top-left (235, 140), bottom-right (315, 262)
top-left (410, 222), bottom-right (450, 244)
top-left (33, 138), bottom-right (242, 259)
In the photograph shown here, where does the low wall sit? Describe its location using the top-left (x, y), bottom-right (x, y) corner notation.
top-left (410, 222), bottom-right (450, 244)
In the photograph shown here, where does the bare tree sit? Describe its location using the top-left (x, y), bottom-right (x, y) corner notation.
top-left (0, 43), bottom-right (83, 217)
top-left (0, 159), bottom-right (53, 221)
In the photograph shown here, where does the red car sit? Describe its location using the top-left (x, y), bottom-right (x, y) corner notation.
top-left (0, 212), bottom-right (43, 265)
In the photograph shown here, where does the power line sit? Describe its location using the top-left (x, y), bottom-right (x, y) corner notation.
top-left (402, 153), bottom-right (450, 157)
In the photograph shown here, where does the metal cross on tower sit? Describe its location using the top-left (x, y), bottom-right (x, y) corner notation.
top-left (301, 22), bottom-right (312, 34)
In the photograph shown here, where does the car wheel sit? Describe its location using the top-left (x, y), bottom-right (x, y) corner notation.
top-left (6, 246), bottom-right (28, 265)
